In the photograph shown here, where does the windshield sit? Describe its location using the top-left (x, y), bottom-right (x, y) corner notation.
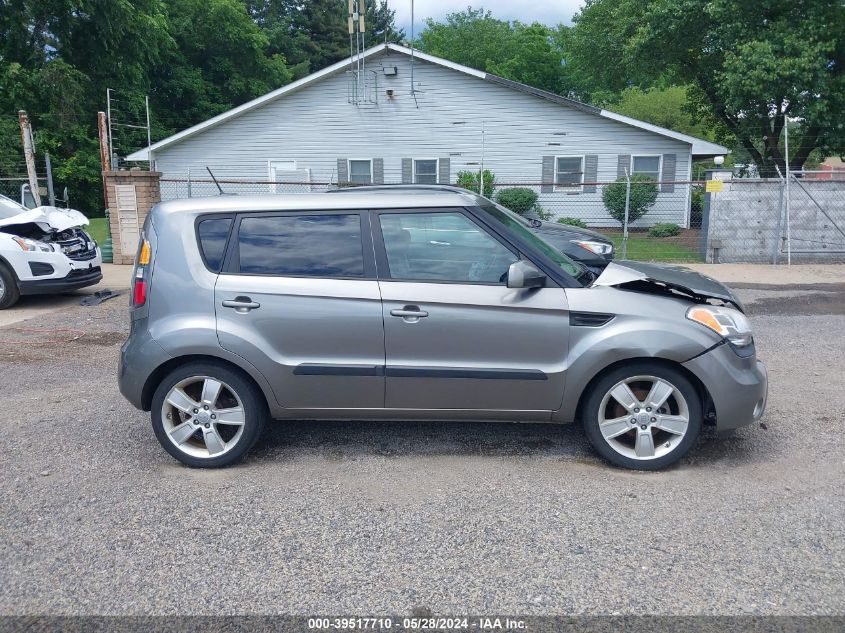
top-left (480, 203), bottom-right (586, 282)
top-left (0, 195), bottom-right (27, 220)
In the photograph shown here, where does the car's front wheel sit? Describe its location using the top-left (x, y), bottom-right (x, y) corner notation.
top-left (151, 362), bottom-right (267, 468)
top-left (0, 262), bottom-right (20, 310)
top-left (582, 362), bottom-right (702, 470)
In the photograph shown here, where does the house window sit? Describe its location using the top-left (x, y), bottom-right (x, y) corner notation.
top-left (555, 156), bottom-right (584, 190)
top-left (269, 160), bottom-right (311, 193)
top-left (631, 156), bottom-right (661, 181)
top-left (348, 159), bottom-right (373, 184)
top-left (414, 159), bottom-right (438, 184)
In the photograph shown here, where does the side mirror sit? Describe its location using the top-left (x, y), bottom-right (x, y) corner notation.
top-left (507, 260), bottom-right (546, 289)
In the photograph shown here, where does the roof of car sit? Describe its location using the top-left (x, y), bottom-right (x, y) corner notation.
top-left (152, 187), bottom-right (486, 217)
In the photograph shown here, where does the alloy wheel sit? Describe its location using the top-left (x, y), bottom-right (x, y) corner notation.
top-left (160, 376), bottom-right (246, 459)
top-left (597, 375), bottom-right (690, 460)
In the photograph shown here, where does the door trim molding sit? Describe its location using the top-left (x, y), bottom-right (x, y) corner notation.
top-left (386, 366), bottom-right (547, 380)
top-left (293, 363), bottom-right (547, 380)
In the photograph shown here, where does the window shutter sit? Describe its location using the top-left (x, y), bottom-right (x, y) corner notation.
top-left (661, 154), bottom-right (676, 192)
top-left (373, 158), bottom-right (384, 184)
top-left (541, 156), bottom-right (555, 193)
top-left (337, 158), bottom-right (348, 184)
top-left (438, 158), bottom-right (450, 184)
top-left (583, 155), bottom-right (598, 193)
top-left (401, 158), bottom-right (412, 184)
top-left (617, 155), bottom-right (631, 180)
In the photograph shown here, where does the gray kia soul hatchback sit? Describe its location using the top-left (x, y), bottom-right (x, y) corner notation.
top-left (119, 186), bottom-right (767, 470)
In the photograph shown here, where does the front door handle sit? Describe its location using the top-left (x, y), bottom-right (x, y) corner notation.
top-left (222, 296), bottom-right (261, 313)
top-left (390, 305), bottom-right (429, 322)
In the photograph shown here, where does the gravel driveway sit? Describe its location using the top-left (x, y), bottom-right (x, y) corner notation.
top-left (1, 282), bottom-right (843, 616)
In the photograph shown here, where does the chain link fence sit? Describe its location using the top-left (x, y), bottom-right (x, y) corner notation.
top-left (158, 174), bottom-right (845, 264)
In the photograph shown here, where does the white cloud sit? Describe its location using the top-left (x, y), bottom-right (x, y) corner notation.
top-left (387, 0), bottom-right (586, 37)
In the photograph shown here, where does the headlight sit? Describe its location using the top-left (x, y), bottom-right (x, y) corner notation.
top-left (12, 237), bottom-right (54, 253)
top-left (572, 240), bottom-right (613, 256)
top-left (687, 305), bottom-right (753, 347)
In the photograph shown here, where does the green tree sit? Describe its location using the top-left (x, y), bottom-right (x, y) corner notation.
top-left (247, 0), bottom-right (403, 78)
top-left (0, 0), bottom-right (173, 211)
top-left (417, 9), bottom-right (569, 94)
top-left (602, 175), bottom-right (658, 226)
top-left (153, 0), bottom-right (292, 132)
top-left (570, 0), bottom-right (845, 174)
top-left (606, 86), bottom-right (714, 139)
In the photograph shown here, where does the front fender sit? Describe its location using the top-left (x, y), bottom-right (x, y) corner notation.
top-left (555, 287), bottom-right (720, 423)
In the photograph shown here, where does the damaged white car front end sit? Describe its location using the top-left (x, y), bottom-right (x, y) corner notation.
top-left (0, 195), bottom-right (102, 309)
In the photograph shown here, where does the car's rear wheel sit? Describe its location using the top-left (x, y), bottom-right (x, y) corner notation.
top-left (582, 362), bottom-right (702, 470)
top-left (151, 362), bottom-right (266, 468)
top-left (0, 262), bottom-right (20, 310)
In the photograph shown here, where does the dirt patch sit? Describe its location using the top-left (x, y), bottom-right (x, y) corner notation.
top-left (745, 289), bottom-right (845, 316)
top-left (74, 332), bottom-right (126, 346)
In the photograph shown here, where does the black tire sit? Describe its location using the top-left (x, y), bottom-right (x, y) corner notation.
top-left (582, 361), bottom-right (702, 471)
top-left (151, 361), bottom-right (267, 468)
top-left (0, 262), bottom-right (20, 310)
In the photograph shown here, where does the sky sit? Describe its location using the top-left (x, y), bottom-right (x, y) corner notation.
top-left (387, 0), bottom-right (586, 38)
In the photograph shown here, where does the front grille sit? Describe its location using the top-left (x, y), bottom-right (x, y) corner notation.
top-left (54, 230), bottom-right (98, 261)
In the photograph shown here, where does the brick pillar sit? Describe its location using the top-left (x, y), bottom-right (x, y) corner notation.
top-left (103, 169), bottom-right (161, 265)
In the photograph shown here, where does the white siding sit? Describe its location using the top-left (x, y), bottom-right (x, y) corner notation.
top-left (154, 51), bottom-right (693, 227)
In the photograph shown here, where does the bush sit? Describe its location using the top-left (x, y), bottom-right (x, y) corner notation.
top-left (495, 187), bottom-right (538, 215)
top-left (690, 185), bottom-right (704, 228)
top-left (601, 174), bottom-right (658, 226)
top-left (531, 204), bottom-right (552, 221)
top-left (556, 217), bottom-right (588, 228)
top-left (648, 222), bottom-right (682, 238)
top-left (456, 169), bottom-right (495, 198)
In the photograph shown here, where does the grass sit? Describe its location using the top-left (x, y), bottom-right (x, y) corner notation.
top-left (86, 217), bottom-right (109, 245)
top-left (605, 234), bottom-right (702, 263)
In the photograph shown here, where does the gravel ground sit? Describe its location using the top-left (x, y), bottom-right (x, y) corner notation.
top-left (0, 283), bottom-right (844, 616)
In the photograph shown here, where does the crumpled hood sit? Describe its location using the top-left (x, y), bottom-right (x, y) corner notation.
top-left (0, 206), bottom-right (89, 232)
top-left (592, 261), bottom-right (744, 311)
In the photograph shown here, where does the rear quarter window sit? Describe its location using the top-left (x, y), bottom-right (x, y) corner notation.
top-left (197, 217), bottom-right (233, 272)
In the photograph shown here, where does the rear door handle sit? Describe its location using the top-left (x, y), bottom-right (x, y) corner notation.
top-left (222, 296), bottom-right (260, 313)
top-left (390, 305), bottom-right (429, 321)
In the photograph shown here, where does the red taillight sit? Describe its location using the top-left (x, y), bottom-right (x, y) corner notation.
top-left (132, 279), bottom-right (147, 306)
top-left (132, 236), bottom-right (151, 308)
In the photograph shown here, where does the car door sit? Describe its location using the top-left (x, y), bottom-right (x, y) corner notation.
top-left (374, 208), bottom-right (570, 415)
top-left (215, 210), bottom-right (385, 410)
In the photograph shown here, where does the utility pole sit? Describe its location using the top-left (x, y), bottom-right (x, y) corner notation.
top-left (97, 111), bottom-right (112, 209)
top-left (784, 112), bottom-right (791, 265)
top-left (479, 121), bottom-right (485, 197)
top-left (45, 153), bottom-right (56, 206)
top-left (18, 110), bottom-right (41, 207)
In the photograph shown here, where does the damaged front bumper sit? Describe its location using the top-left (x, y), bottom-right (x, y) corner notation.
top-left (19, 263), bottom-right (103, 295)
top-left (683, 342), bottom-right (768, 431)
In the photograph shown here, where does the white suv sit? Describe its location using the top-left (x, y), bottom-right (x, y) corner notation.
top-left (0, 194), bottom-right (102, 309)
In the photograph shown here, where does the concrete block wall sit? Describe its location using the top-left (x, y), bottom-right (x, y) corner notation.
top-left (103, 170), bottom-right (161, 265)
top-left (705, 180), bottom-right (845, 263)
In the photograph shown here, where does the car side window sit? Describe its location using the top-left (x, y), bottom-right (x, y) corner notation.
top-left (379, 212), bottom-right (518, 283)
top-left (237, 214), bottom-right (365, 277)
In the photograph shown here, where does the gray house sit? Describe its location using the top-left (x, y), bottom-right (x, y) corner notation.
top-left (128, 44), bottom-right (728, 227)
